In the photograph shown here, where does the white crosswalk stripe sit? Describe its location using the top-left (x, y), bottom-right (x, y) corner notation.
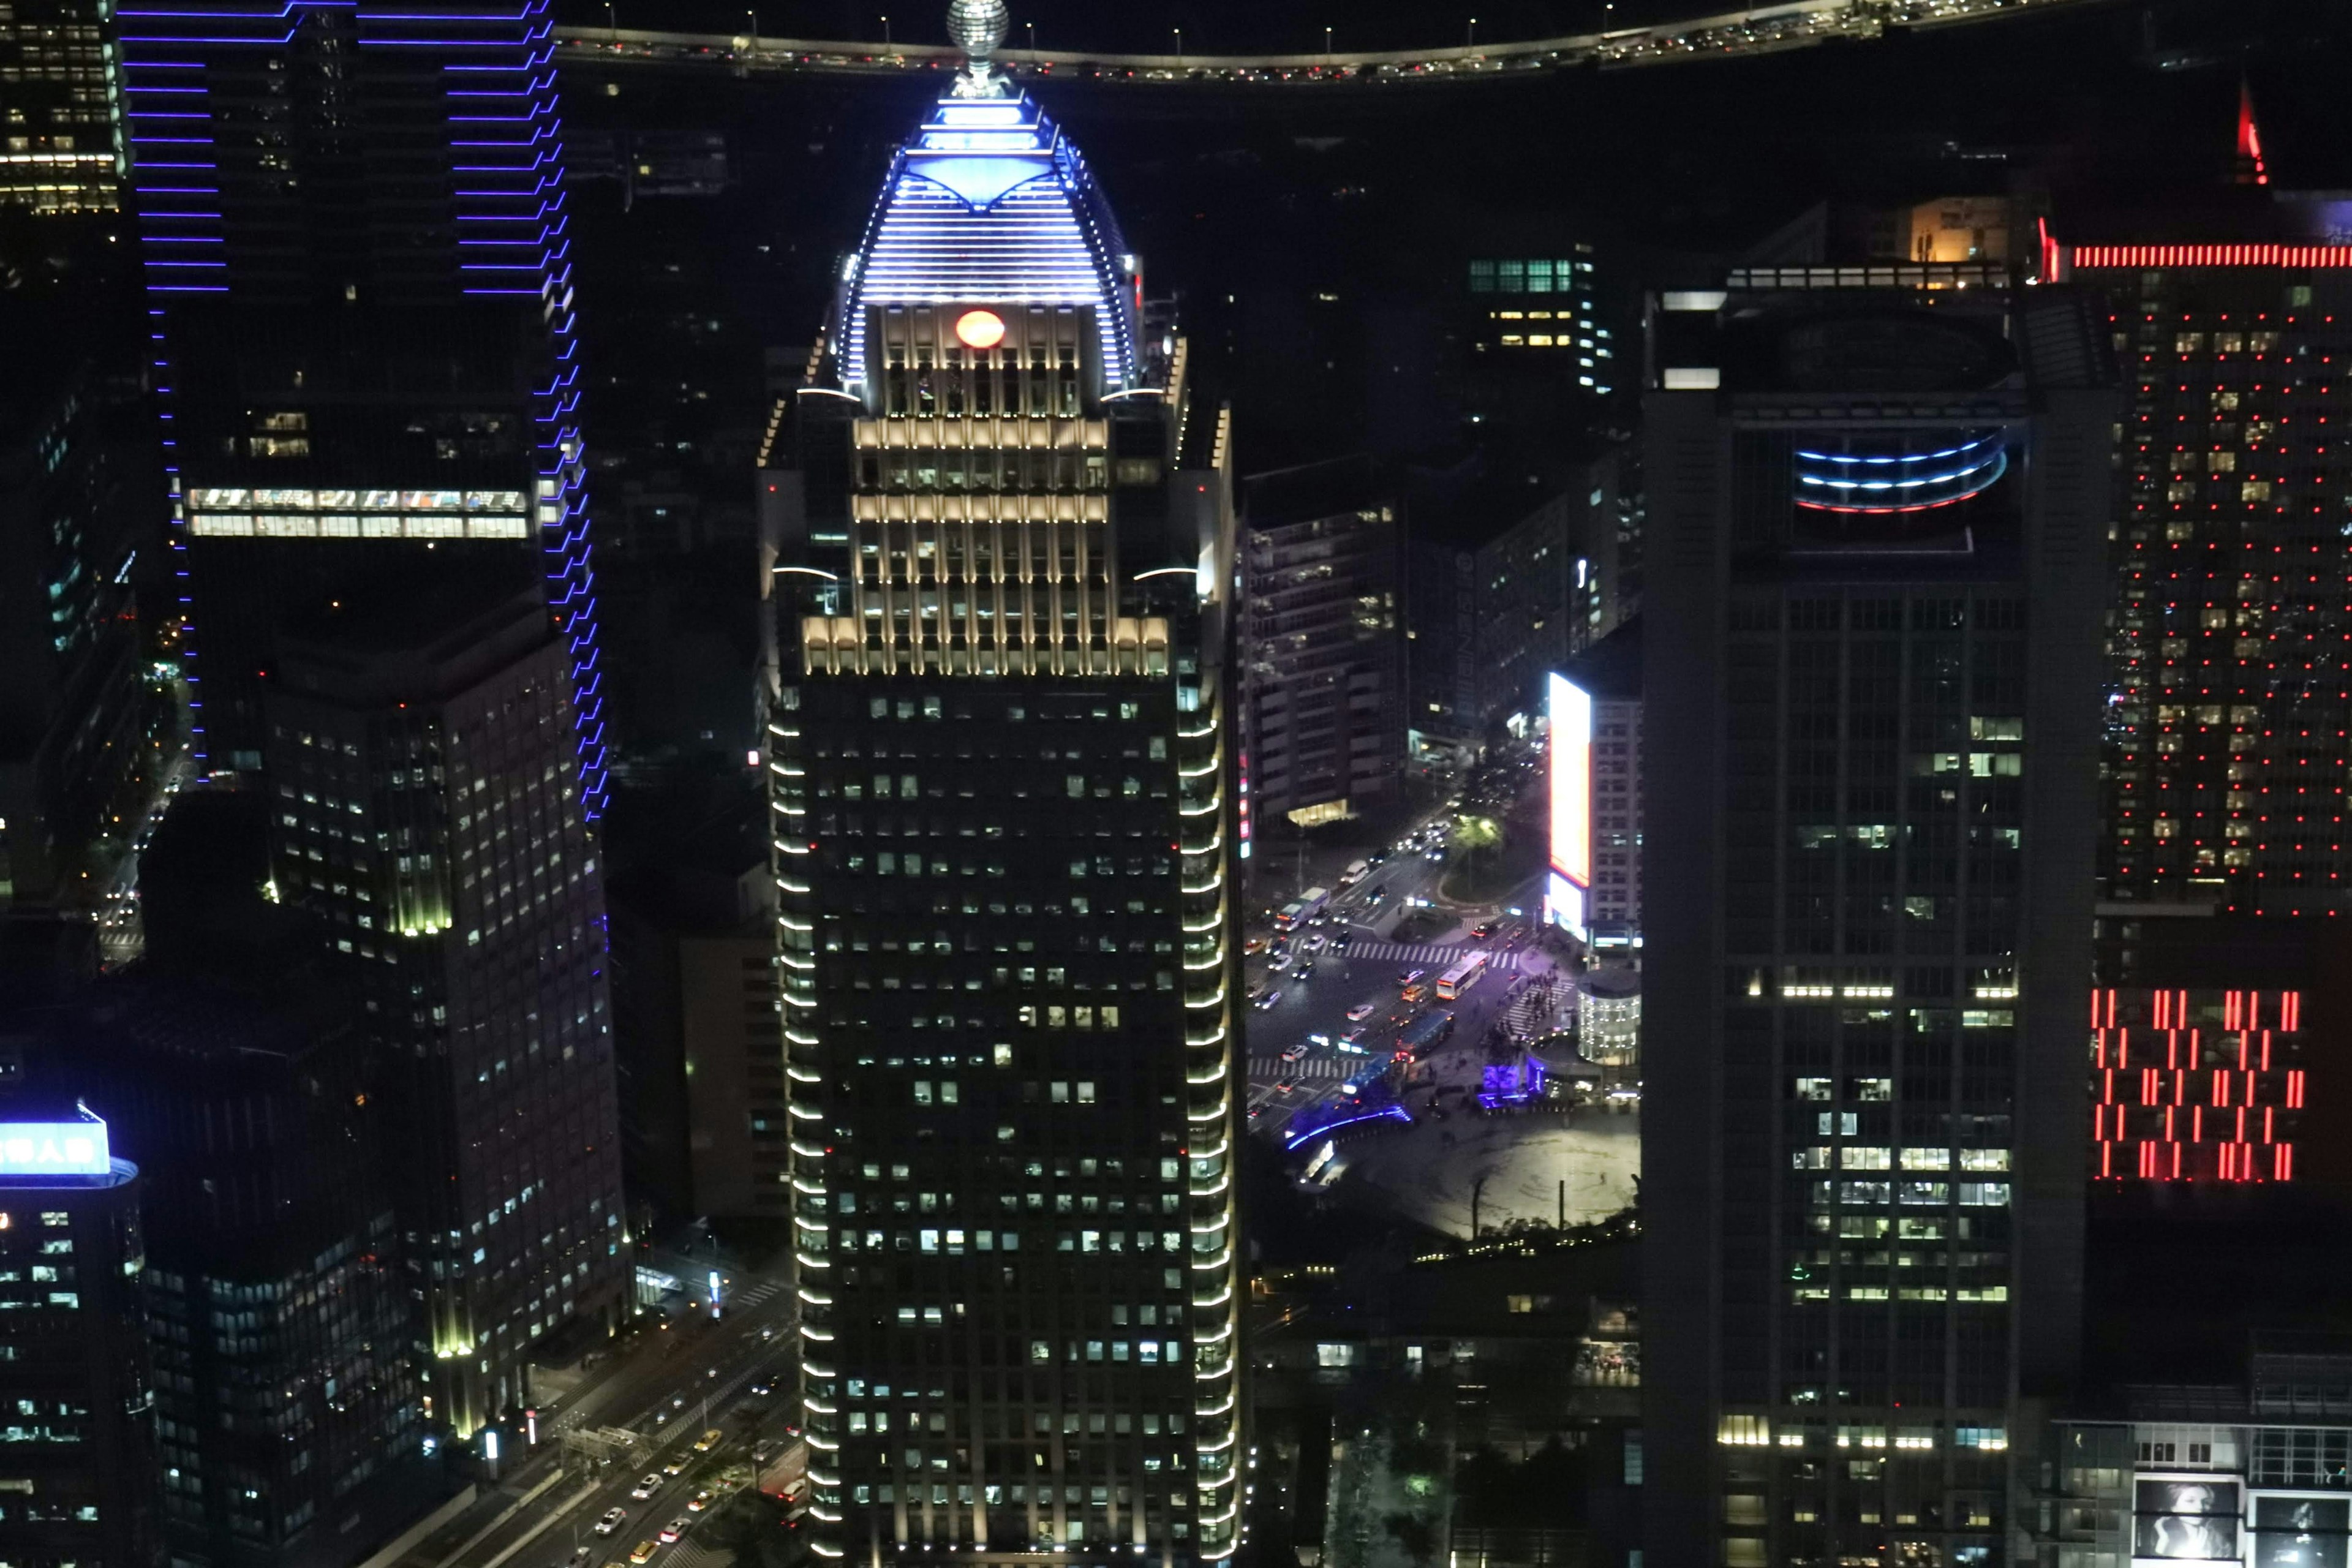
top-left (1246, 1057), bottom-right (1355, 1082)
top-left (1327, 940), bottom-right (1544, 974)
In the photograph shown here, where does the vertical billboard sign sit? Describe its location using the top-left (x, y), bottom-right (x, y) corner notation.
top-left (1545, 672), bottom-right (1593, 939)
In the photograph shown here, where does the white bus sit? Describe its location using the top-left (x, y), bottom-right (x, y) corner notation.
top-left (1435, 952), bottom-right (1489, 1001)
top-left (1275, 886), bottom-right (1331, 931)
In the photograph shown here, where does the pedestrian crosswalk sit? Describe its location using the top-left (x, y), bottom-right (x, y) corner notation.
top-left (733, 1280), bottom-right (783, 1308)
top-left (1246, 1055), bottom-right (1358, 1083)
top-left (1330, 940), bottom-right (1545, 974)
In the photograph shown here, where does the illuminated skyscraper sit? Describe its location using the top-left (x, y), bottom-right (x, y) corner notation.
top-left (2055, 198), bottom-right (2352, 919)
top-left (118, 0), bottom-right (606, 807)
top-left (0, 1101), bottom-right (159, 1568)
top-left (262, 565), bottom-right (625, 1437)
top-left (1638, 272), bottom-right (2117, 1567)
top-left (762, 15), bottom-right (1243, 1564)
top-left (0, 0), bottom-right (124, 214)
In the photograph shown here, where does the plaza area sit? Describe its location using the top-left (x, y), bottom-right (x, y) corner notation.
top-left (1326, 1109), bottom-right (1639, 1237)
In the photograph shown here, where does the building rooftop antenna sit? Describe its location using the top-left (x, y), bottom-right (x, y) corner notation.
top-left (948, 0), bottom-right (1012, 97)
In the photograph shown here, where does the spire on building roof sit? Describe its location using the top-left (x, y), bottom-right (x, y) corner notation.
top-left (948, 0), bottom-right (1012, 98)
top-left (2234, 75), bottom-right (2269, 187)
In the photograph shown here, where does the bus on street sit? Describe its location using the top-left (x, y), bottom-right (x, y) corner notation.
top-left (1436, 952), bottom-right (1488, 1001)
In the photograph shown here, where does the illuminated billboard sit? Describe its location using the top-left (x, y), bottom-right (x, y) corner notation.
top-left (0, 1112), bottom-right (111, 1180)
top-left (2135, 1479), bottom-right (2241, 1561)
top-left (1545, 673), bottom-right (1593, 939)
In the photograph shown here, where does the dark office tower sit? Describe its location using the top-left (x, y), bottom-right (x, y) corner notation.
top-left (0, 1101), bottom-right (160, 1568)
top-left (0, 0), bottom-right (123, 214)
top-left (1638, 275), bottom-right (2117, 1567)
top-left (56, 978), bottom-right (430, 1568)
top-left (762, 16), bottom-right (1243, 1566)
top-left (0, 298), bottom-right (164, 911)
top-left (262, 566), bottom-right (624, 1437)
top-left (1239, 458), bottom-right (1406, 831)
top-left (117, 1), bottom-right (607, 808)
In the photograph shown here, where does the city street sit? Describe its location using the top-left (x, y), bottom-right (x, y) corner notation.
top-left (391, 1276), bottom-right (803, 1568)
top-left (1240, 771), bottom-right (1572, 1146)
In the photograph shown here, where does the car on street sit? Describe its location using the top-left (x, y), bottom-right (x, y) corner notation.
top-left (1330, 929), bottom-right (1353, 951)
top-left (750, 1380), bottom-right (773, 1396)
top-left (1365, 887), bottom-right (1387, 905)
top-left (1244, 934), bottom-right (1267, 954)
top-left (1398, 968), bottom-right (1425, 986)
top-left (1254, 989), bottom-right (1281, 1011)
top-left (660, 1520), bottom-right (690, 1544)
top-left (1425, 847), bottom-right (1444, 862)
top-left (1280, 1042), bottom-right (1308, 1063)
top-left (1300, 932), bottom-right (1326, 953)
top-left (596, 1508), bottom-right (630, 1537)
top-left (628, 1542), bottom-right (659, 1565)
top-left (1294, 960), bottom-right (1314, 983)
top-left (1340, 1028), bottom-right (1370, 1051)
top-left (663, 1454), bottom-right (690, 1476)
top-left (688, 1490), bottom-right (715, 1513)
top-left (631, 1474), bottom-right (662, 1500)
top-left (694, 1428), bottom-right (725, 1453)
top-left (570, 1549), bottom-right (593, 1567)
top-left (1274, 1078), bottom-right (1297, 1093)
top-left (1347, 1001), bottom-right (1378, 1022)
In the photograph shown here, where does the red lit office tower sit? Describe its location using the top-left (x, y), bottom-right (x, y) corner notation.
top-left (2054, 153), bottom-right (2352, 1188)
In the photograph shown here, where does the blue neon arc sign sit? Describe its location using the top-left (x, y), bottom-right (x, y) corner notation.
top-left (0, 1119), bottom-right (112, 1179)
top-left (1793, 432), bottom-right (2009, 515)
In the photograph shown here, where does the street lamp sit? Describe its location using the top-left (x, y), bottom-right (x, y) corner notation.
top-left (1026, 20), bottom-right (1036, 58)
top-left (1172, 26), bottom-right (1182, 67)
top-left (880, 13), bottom-right (891, 51)
top-left (605, 0), bottom-right (616, 47)
top-left (1324, 24), bottom-right (1333, 64)
top-left (1467, 16), bottom-right (1477, 49)
top-left (746, 8), bottom-right (757, 53)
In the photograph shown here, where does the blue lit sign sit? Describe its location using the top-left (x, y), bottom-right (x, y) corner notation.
top-left (0, 1115), bottom-right (111, 1179)
top-left (1793, 432), bottom-right (2008, 515)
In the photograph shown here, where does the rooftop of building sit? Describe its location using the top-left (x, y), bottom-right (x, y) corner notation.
top-left (272, 559), bottom-right (552, 707)
top-left (1559, 617), bottom-right (1642, 703)
top-left (1240, 454), bottom-right (1393, 531)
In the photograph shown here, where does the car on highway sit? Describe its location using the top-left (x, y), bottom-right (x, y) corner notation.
top-left (694, 1428), bottom-right (724, 1453)
top-left (595, 1508), bottom-right (630, 1537)
top-left (750, 1379), bottom-right (773, 1396)
top-left (688, 1490), bottom-right (715, 1513)
top-left (631, 1474), bottom-right (662, 1499)
top-left (659, 1519), bottom-right (690, 1544)
top-left (1254, 989), bottom-right (1281, 1011)
top-left (628, 1543), bottom-right (658, 1565)
top-left (663, 1454), bottom-right (690, 1476)
top-left (1280, 1042), bottom-right (1308, 1063)
top-left (1347, 1001), bottom-right (1378, 1022)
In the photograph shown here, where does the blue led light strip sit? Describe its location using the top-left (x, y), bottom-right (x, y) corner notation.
top-left (122, 0), bottom-right (607, 817)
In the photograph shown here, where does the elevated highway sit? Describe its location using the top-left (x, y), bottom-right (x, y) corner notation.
top-left (559, 0), bottom-right (2114, 88)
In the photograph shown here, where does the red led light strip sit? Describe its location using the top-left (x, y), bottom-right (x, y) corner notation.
top-left (2070, 244), bottom-right (2352, 270)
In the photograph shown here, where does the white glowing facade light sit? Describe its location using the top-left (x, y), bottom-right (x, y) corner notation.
top-left (834, 92), bottom-right (1138, 393)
